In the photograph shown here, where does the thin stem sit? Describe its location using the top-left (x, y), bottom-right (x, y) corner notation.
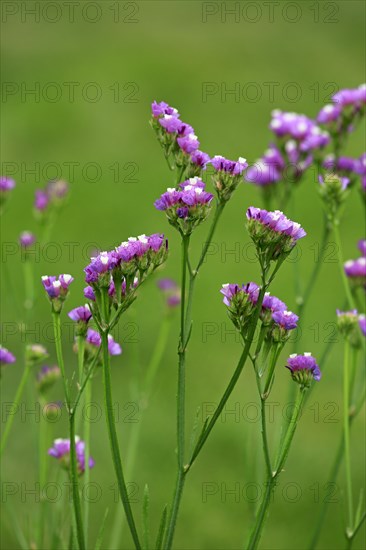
top-left (195, 201), bottom-right (225, 274)
top-left (38, 395), bottom-right (49, 548)
top-left (52, 311), bottom-right (85, 550)
top-left (260, 397), bottom-right (272, 477)
top-left (164, 236), bottom-right (190, 550)
top-left (77, 336), bottom-right (85, 384)
top-left (247, 388), bottom-right (306, 550)
top-left (333, 220), bottom-right (356, 310)
top-left (343, 338), bottom-right (354, 532)
top-left (101, 329), bottom-right (141, 550)
top-left (23, 259), bottom-right (34, 314)
top-left (83, 376), bottom-right (92, 545)
top-left (0, 364), bottom-right (31, 456)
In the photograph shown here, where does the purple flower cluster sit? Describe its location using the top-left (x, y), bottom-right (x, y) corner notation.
top-left (0, 346), bottom-right (16, 365)
top-left (84, 234), bottom-right (167, 304)
top-left (151, 101), bottom-right (210, 177)
top-left (25, 344), bottom-right (49, 366)
top-left (336, 309), bottom-right (365, 342)
top-left (270, 110), bottom-right (328, 145)
top-left (344, 240), bottom-right (366, 288)
top-left (210, 155), bottom-right (248, 201)
top-left (0, 177), bottom-right (15, 192)
top-left (157, 278), bottom-right (181, 308)
top-left (246, 207), bottom-right (306, 260)
top-left (68, 305), bottom-right (92, 323)
top-left (19, 231), bottom-right (36, 249)
top-left (246, 146), bottom-right (285, 186)
top-left (154, 178), bottom-right (213, 234)
top-left (317, 84), bottom-right (365, 134)
top-left (34, 180), bottom-right (69, 212)
top-left (36, 365), bottom-right (61, 393)
top-left (286, 353), bottom-right (321, 386)
top-left (220, 283), bottom-right (298, 340)
top-left (86, 328), bottom-right (122, 356)
top-left (49, 436), bottom-right (94, 474)
top-left (42, 274), bottom-right (74, 298)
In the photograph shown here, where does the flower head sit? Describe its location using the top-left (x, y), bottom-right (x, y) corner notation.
top-left (49, 436), bottom-right (94, 475)
top-left (187, 150), bottom-right (210, 177)
top-left (0, 346), bottom-right (16, 366)
top-left (154, 178), bottom-right (213, 235)
top-left (317, 84), bottom-right (365, 135)
top-left (34, 190), bottom-right (49, 211)
top-left (271, 310), bottom-right (299, 343)
top-left (42, 275), bottom-right (74, 312)
top-left (220, 282), bottom-right (259, 332)
top-left (337, 309), bottom-right (364, 346)
top-left (358, 239), bottom-right (366, 257)
top-left (26, 344), bottom-right (49, 367)
top-left (36, 365), bottom-right (61, 393)
top-left (0, 177), bottom-right (15, 192)
top-left (286, 353), bottom-right (321, 387)
top-left (210, 155), bottom-right (248, 202)
top-left (86, 328), bottom-right (122, 356)
top-left (344, 257), bottom-right (366, 289)
top-left (246, 207), bottom-right (306, 263)
top-left (157, 278), bottom-right (181, 308)
top-left (19, 231), bottom-right (36, 249)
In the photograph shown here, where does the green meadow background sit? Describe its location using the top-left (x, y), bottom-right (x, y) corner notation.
top-left (1, 1), bottom-right (365, 548)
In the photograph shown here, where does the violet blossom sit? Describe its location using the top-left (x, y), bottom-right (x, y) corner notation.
top-left (49, 436), bottom-right (94, 475)
top-left (286, 353), bottom-right (321, 386)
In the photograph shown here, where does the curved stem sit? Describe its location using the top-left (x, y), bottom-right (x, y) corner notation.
top-left (343, 338), bottom-right (354, 532)
top-left (247, 388), bottom-right (306, 550)
top-left (52, 311), bottom-right (85, 550)
top-left (101, 329), bottom-right (141, 550)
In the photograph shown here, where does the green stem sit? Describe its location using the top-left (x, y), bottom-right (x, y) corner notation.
top-left (52, 311), bottom-right (85, 550)
top-left (77, 336), bottom-right (85, 384)
top-left (0, 364), bottom-right (31, 456)
top-left (187, 284), bottom-right (268, 470)
top-left (101, 329), bottom-right (141, 550)
top-left (263, 343), bottom-right (281, 397)
top-left (83, 377), bottom-right (92, 545)
top-left (23, 259), bottom-right (34, 313)
top-left (195, 201), bottom-right (225, 274)
top-left (260, 396), bottom-right (272, 477)
top-left (343, 338), bottom-right (354, 532)
top-left (247, 388), bottom-right (306, 550)
top-left (38, 395), bottom-right (49, 548)
top-left (333, 221), bottom-right (356, 310)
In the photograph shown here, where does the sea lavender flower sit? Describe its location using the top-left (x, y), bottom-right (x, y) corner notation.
top-left (154, 178), bottom-right (213, 235)
top-left (210, 155), bottom-right (248, 202)
top-left (159, 114), bottom-right (182, 134)
top-left (0, 177), bottom-right (16, 209)
top-left (317, 104), bottom-right (342, 124)
top-left (25, 344), bottom-right (49, 366)
top-left (344, 257), bottom-right (366, 288)
top-left (0, 346), bottom-right (16, 366)
top-left (187, 150), bottom-right (210, 177)
top-left (336, 309), bottom-right (362, 345)
top-left (270, 111), bottom-right (315, 140)
top-left (68, 304), bottom-right (92, 336)
top-left (220, 282), bottom-right (259, 332)
top-left (246, 207), bottom-right (306, 263)
top-left (359, 315), bottom-right (366, 337)
top-left (318, 173), bottom-right (350, 215)
top-left (151, 101), bottom-right (179, 118)
top-left (19, 231), bottom-right (36, 249)
top-left (34, 189), bottom-right (49, 211)
top-left (358, 239), bottom-right (366, 257)
top-left (86, 328), bottom-right (122, 356)
top-left (48, 436), bottom-right (94, 475)
top-left (36, 365), bottom-right (61, 393)
top-left (317, 84), bottom-right (366, 135)
top-left (286, 353), bottom-right (321, 387)
top-left (246, 159), bottom-right (282, 187)
top-left (177, 132), bottom-right (200, 154)
top-left (157, 278), bottom-right (181, 308)
top-left (260, 292), bottom-right (287, 325)
top-left (271, 310), bottom-right (299, 342)
top-left (47, 180), bottom-right (69, 200)
top-left (42, 274), bottom-right (74, 312)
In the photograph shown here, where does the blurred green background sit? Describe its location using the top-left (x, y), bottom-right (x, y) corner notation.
top-left (1, 1), bottom-right (365, 548)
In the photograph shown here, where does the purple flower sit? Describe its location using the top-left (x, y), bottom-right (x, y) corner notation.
top-left (49, 436), bottom-right (94, 474)
top-left (0, 177), bottom-right (15, 192)
top-left (246, 160), bottom-right (282, 186)
top-left (246, 207), bottom-right (306, 259)
top-left (177, 133), bottom-right (200, 154)
top-left (323, 155), bottom-right (359, 174)
top-left (0, 346), bottom-right (16, 365)
top-left (36, 365), bottom-right (60, 392)
top-left (262, 293), bottom-right (287, 313)
top-left (211, 155), bottom-right (248, 175)
top-left (286, 353), bottom-right (321, 385)
top-left (84, 286), bottom-right (96, 301)
top-left (344, 257), bottom-right (366, 278)
top-left (159, 115), bottom-right (182, 133)
top-left (157, 278), bottom-right (180, 308)
top-left (272, 309), bottom-right (299, 330)
top-left (42, 275), bottom-right (74, 305)
top-left (34, 190), bottom-right (49, 211)
top-left (68, 305), bottom-right (92, 323)
top-left (359, 315), bottom-right (366, 336)
top-left (86, 328), bottom-right (122, 356)
top-left (19, 231), bottom-right (36, 249)
top-left (270, 111), bottom-right (315, 140)
top-left (333, 85), bottom-right (366, 107)
top-left (151, 101), bottom-right (178, 118)
top-left (358, 240), bottom-right (366, 257)
top-left (190, 150), bottom-right (210, 170)
top-left (317, 104), bottom-right (342, 124)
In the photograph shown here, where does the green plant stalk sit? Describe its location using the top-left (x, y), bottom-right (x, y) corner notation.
top-left (0, 363), bottom-right (31, 456)
top-left (83, 371), bottom-right (92, 544)
top-left (247, 387), bottom-right (306, 550)
top-left (23, 259), bottom-right (34, 314)
top-left (37, 394), bottom-right (49, 548)
top-left (77, 336), bottom-right (85, 384)
top-left (52, 311), bottom-right (85, 550)
top-left (343, 338), bottom-right (354, 534)
top-left (101, 329), bottom-right (141, 550)
top-left (333, 220), bottom-right (356, 310)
